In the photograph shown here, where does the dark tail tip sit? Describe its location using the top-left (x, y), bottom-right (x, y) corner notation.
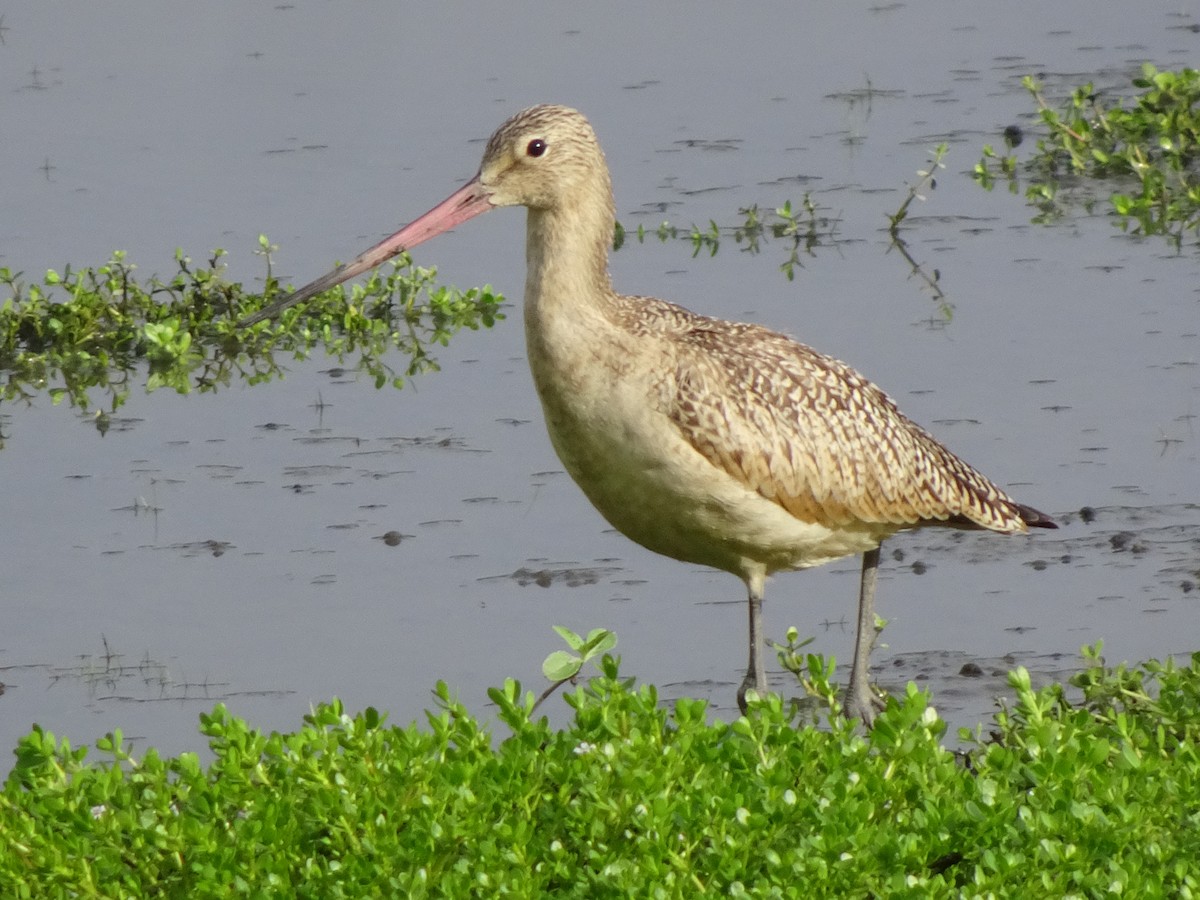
top-left (1017, 503), bottom-right (1057, 530)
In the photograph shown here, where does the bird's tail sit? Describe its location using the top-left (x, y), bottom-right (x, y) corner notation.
top-left (1016, 503), bottom-right (1057, 529)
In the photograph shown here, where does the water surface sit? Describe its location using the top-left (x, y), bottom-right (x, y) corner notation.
top-left (2, 2), bottom-right (1197, 763)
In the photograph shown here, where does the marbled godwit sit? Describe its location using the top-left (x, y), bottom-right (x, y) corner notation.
top-left (242, 105), bottom-right (1056, 723)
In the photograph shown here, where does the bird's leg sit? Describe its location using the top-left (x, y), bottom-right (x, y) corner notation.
top-left (736, 573), bottom-right (768, 713)
top-left (847, 545), bottom-right (886, 725)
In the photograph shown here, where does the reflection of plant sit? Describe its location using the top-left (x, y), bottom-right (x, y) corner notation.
top-left (0, 240), bottom-right (504, 439)
top-left (976, 66), bottom-right (1200, 249)
top-left (886, 144), bottom-right (951, 320)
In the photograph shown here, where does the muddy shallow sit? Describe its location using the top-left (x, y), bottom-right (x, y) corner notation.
top-left (2, 3), bottom-right (1198, 764)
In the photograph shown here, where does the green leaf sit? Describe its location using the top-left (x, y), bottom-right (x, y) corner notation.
top-left (579, 628), bottom-right (617, 657)
top-left (541, 650), bottom-right (582, 682)
top-left (551, 625), bottom-right (584, 652)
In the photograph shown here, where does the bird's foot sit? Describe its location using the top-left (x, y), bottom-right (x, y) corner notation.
top-left (846, 681), bottom-right (886, 728)
top-left (736, 669), bottom-right (767, 715)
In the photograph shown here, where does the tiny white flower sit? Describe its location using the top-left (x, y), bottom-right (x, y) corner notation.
top-left (90, 804), bottom-right (107, 819)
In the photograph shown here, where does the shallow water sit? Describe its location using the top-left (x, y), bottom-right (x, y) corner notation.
top-left (2, 3), bottom-right (1198, 764)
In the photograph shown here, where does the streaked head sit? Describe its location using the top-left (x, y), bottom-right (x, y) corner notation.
top-left (477, 104), bottom-right (607, 211)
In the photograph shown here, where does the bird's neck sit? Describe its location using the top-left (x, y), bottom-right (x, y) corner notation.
top-left (523, 186), bottom-right (616, 324)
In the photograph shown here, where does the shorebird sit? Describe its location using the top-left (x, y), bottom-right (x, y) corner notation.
top-left (242, 104), bottom-right (1056, 723)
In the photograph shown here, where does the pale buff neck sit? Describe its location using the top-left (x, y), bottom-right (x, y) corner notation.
top-left (522, 166), bottom-right (617, 321)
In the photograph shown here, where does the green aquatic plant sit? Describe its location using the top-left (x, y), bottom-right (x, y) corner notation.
top-left (0, 238), bottom-right (504, 435)
top-left (976, 65), bottom-right (1200, 249)
top-left (614, 148), bottom-right (951, 319)
top-left (535, 625), bottom-right (618, 711)
top-left (3, 641), bottom-right (1200, 896)
top-left (886, 143), bottom-right (951, 319)
top-left (614, 192), bottom-right (836, 281)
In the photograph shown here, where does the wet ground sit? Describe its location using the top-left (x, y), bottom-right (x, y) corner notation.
top-left (2, 3), bottom-right (1198, 764)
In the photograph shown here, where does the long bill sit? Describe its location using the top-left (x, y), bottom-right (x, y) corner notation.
top-left (239, 174), bottom-right (494, 326)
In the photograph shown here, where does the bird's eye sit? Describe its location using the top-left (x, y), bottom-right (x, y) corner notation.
top-left (526, 138), bottom-right (547, 158)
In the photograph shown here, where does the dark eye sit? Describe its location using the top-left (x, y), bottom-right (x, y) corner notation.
top-left (526, 138), bottom-right (547, 158)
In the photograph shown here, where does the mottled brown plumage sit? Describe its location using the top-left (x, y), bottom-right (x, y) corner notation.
top-left (242, 104), bottom-right (1056, 723)
top-left (626, 295), bottom-right (1042, 535)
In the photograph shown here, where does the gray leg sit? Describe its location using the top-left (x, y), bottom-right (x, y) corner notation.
top-left (736, 573), bottom-right (767, 713)
top-left (847, 545), bottom-right (885, 725)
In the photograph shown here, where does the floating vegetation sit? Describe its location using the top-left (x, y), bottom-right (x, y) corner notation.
top-left (0, 237), bottom-right (504, 435)
top-left (885, 143), bottom-right (951, 319)
top-left (614, 193), bottom-right (839, 282)
top-left (976, 65), bottom-right (1200, 250)
top-left (614, 145), bottom-right (951, 319)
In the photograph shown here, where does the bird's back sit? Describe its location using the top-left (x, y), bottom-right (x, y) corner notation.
top-left (609, 292), bottom-right (1049, 537)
